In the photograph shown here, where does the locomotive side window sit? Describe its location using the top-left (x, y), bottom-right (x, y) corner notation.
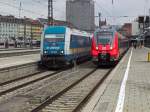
top-left (70, 35), bottom-right (90, 48)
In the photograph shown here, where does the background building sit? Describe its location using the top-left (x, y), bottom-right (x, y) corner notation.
top-left (0, 15), bottom-right (43, 48)
top-left (138, 16), bottom-right (150, 47)
top-left (121, 23), bottom-right (132, 37)
top-left (31, 20), bottom-right (43, 41)
top-left (131, 21), bottom-right (139, 36)
top-left (0, 15), bottom-right (19, 46)
top-left (0, 15), bottom-right (76, 48)
top-left (66, 0), bottom-right (95, 31)
top-left (138, 16), bottom-right (150, 33)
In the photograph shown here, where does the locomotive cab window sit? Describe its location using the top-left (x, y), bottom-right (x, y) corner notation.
top-left (96, 32), bottom-right (113, 45)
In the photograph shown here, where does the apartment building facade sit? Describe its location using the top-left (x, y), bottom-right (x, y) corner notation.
top-left (0, 15), bottom-right (43, 47)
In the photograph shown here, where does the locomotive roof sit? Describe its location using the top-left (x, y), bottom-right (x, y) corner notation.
top-left (95, 27), bottom-right (116, 33)
top-left (44, 26), bottom-right (91, 37)
top-left (94, 27), bottom-right (127, 39)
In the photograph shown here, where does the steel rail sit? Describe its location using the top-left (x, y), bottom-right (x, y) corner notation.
top-left (31, 68), bottom-right (98, 112)
top-left (0, 70), bottom-right (63, 96)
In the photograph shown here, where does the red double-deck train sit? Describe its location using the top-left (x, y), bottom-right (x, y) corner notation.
top-left (91, 27), bottom-right (129, 65)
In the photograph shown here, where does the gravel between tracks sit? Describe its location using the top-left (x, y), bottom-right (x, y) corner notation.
top-left (0, 71), bottom-right (54, 94)
top-left (0, 62), bottom-right (96, 112)
top-left (40, 69), bottom-right (110, 112)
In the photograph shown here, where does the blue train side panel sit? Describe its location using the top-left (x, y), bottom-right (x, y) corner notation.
top-left (70, 35), bottom-right (91, 48)
top-left (66, 34), bottom-right (91, 61)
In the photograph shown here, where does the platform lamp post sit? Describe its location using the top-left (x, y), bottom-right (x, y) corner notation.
top-left (18, 2), bottom-right (22, 48)
top-left (23, 16), bottom-right (26, 48)
top-left (30, 22), bottom-right (33, 49)
top-left (0, 21), bottom-right (1, 47)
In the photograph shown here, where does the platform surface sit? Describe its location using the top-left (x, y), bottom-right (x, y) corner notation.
top-left (0, 49), bottom-right (40, 54)
top-left (0, 47), bottom-right (39, 51)
top-left (0, 54), bottom-right (40, 69)
top-left (82, 47), bottom-right (150, 112)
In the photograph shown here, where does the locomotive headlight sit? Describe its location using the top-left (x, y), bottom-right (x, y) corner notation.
top-left (61, 50), bottom-right (64, 54)
top-left (44, 50), bottom-right (48, 54)
top-left (110, 46), bottom-right (113, 50)
top-left (96, 47), bottom-right (99, 50)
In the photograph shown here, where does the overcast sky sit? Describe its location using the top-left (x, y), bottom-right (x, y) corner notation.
top-left (0, 0), bottom-right (150, 25)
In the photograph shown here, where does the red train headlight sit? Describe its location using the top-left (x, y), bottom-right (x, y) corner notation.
top-left (96, 47), bottom-right (99, 50)
top-left (110, 46), bottom-right (113, 50)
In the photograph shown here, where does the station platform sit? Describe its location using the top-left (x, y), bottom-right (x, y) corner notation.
top-left (82, 47), bottom-right (150, 112)
top-left (0, 49), bottom-right (39, 53)
top-left (0, 49), bottom-right (40, 58)
top-left (0, 47), bottom-right (39, 51)
top-left (0, 54), bottom-right (40, 69)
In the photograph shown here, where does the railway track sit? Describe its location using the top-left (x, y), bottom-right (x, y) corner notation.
top-left (0, 70), bottom-right (64, 103)
top-left (29, 68), bottom-right (112, 112)
top-left (0, 61), bottom-right (112, 112)
top-left (0, 62), bottom-right (92, 106)
top-left (0, 71), bottom-right (44, 87)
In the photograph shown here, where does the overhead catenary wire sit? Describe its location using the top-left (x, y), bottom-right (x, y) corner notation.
top-left (31, 0), bottom-right (48, 6)
top-left (0, 1), bottom-right (46, 17)
top-left (95, 0), bottom-right (136, 25)
top-left (95, 0), bottom-right (112, 17)
top-left (10, 0), bottom-right (64, 19)
top-left (31, 0), bottom-right (65, 21)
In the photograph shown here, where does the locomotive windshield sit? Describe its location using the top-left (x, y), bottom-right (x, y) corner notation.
top-left (96, 32), bottom-right (113, 45)
top-left (45, 34), bottom-right (65, 42)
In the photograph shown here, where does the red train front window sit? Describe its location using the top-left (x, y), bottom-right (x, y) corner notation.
top-left (96, 32), bottom-right (113, 45)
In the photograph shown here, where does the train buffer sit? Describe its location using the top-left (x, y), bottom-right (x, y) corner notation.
top-left (82, 47), bottom-right (150, 112)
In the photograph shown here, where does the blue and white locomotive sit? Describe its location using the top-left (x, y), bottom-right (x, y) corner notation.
top-left (40, 26), bottom-right (91, 67)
